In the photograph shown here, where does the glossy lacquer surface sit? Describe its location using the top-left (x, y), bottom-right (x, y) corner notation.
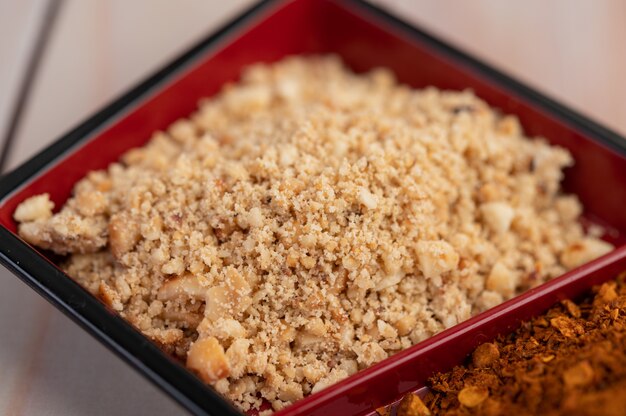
top-left (0, 0), bottom-right (625, 415)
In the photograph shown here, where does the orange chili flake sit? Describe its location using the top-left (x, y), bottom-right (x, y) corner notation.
top-left (398, 272), bottom-right (626, 415)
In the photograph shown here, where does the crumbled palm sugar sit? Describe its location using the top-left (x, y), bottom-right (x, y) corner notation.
top-left (414, 271), bottom-right (626, 416)
top-left (14, 56), bottom-right (613, 412)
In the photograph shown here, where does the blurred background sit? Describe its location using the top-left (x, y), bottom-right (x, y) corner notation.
top-left (0, 1), bottom-right (624, 415)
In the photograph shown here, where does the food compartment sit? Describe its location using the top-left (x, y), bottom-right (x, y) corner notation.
top-left (0, 1), bottom-right (625, 415)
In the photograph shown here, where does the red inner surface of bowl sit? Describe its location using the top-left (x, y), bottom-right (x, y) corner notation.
top-left (1, 0), bottom-right (626, 415)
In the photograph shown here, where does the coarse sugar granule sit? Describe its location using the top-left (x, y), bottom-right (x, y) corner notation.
top-left (14, 56), bottom-right (613, 412)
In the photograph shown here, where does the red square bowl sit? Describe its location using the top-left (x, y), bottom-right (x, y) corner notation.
top-left (1, 1), bottom-right (625, 415)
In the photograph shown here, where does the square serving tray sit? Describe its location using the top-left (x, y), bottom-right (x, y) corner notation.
top-left (1, 1), bottom-right (625, 415)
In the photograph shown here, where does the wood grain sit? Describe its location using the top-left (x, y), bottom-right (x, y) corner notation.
top-left (376, 0), bottom-right (626, 135)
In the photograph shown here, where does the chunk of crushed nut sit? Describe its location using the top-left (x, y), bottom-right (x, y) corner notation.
top-left (13, 193), bottom-right (54, 222)
top-left (187, 337), bottom-right (230, 383)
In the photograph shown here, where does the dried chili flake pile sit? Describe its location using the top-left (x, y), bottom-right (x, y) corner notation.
top-left (394, 271), bottom-right (626, 416)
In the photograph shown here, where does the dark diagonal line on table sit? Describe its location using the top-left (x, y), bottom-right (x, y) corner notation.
top-left (0, 0), bottom-right (64, 173)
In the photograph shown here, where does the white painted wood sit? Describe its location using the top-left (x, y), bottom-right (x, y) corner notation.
top-left (373, 0), bottom-right (626, 135)
top-left (8, 0), bottom-right (255, 170)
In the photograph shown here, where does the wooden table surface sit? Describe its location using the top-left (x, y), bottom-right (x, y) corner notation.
top-left (0, 1), bottom-right (624, 415)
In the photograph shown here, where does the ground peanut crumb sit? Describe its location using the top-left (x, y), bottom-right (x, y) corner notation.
top-left (14, 56), bottom-right (612, 412)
